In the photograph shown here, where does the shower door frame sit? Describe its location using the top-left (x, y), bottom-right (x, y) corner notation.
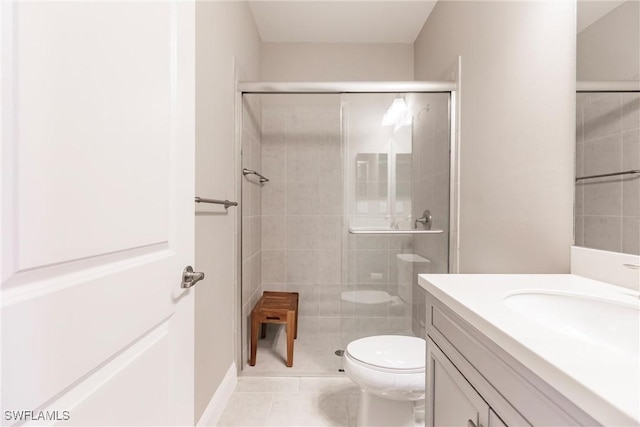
top-left (234, 81), bottom-right (460, 375)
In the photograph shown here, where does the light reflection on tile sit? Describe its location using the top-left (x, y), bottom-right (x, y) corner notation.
top-left (218, 376), bottom-right (358, 427)
top-left (217, 392), bottom-right (273, 427)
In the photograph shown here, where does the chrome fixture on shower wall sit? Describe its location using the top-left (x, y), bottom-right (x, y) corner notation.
top-left (415, 210), bottom-right (432, 230)
top-left (194, 196), bottom-right (238, 209)
top-left (242, 168), bottom-right (269, 183)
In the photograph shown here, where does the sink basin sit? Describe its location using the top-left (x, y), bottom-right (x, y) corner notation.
top-left (504, 291), bottom-right (639, 358)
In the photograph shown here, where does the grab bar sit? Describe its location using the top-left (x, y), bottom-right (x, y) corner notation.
top-left (195, 197), bottom-right (238, 209)
top-left (576, 169), bottom-right (640, 182)
top-left (242, 168), bottom-right (269, 183)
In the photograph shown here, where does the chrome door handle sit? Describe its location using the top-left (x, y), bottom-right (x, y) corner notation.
top-left (181, 266), bottom-right (205, 289)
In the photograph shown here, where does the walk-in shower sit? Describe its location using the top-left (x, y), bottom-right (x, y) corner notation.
top-left (238, 82), bottom-right (456, 375)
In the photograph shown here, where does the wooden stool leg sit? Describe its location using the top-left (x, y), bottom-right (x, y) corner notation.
top-left (249, 313), bottom-right (259, 366)
top-left (294, 296), bottom-right (299, 339)
top-left (285, 311), bottom-right (295, 367)
top-left (260, 323), bottom-right (267, 339)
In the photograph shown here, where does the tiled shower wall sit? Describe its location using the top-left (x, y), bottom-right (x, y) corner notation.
top-left (253, 93), bottom-right (452, 355)
top-left (575, 92), bottom-right (640, 255)
top-left (342, 234), bottom-right (415, 343)
top-left (241, 96), bottom-right (263, 364)
top-left (260, 96), bottom-right (344, 341)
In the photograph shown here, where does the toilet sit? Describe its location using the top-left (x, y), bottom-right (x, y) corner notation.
top-left (344, 335), bottom-right (426, 427)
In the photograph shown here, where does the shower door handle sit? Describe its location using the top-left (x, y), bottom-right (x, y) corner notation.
top-left (181, 266), bottom-right (205, 289)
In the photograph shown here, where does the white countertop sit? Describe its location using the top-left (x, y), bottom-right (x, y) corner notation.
top-left (418, 274), bottom-right (640, 426)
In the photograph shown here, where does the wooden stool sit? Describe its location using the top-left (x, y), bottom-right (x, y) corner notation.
top-left (249, 291), bottom-right (299, 367)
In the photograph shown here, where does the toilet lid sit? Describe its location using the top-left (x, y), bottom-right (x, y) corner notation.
top-left (346, 335), bottom-right (426, 370)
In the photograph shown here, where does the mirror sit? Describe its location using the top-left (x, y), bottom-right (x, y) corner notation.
top-left (354, 152), bottom-right (415, 219)
top-left (395, 153), bottom-right (412, 199)
top-left (575, 0), bottom-right (640, 255)
top-left (355, 153), bottom-right (388, 199)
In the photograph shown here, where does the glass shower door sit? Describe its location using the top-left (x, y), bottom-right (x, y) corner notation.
top-left (240, 89), bottom-right (451, 374)
top-left (339, 92), bottom-right (451, 350)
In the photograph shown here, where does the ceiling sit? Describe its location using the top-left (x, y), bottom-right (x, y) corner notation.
top-left (248, 1), bottom-right (627, 44)
top-left (248, 1), bottom-right (438, 43)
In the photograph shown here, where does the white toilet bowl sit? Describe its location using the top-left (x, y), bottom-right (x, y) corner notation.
top-left (344, 335), bottom-right (426, 427)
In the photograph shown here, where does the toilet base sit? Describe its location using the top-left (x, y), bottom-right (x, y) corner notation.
top-left (356, 391), bottom-right (423, 427)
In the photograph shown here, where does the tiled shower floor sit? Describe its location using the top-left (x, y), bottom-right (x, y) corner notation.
top-left (243, 324), bottom-right (345, 375)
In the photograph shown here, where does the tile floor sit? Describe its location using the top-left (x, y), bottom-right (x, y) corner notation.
top-left (218, 376), bottom-right (359, 427)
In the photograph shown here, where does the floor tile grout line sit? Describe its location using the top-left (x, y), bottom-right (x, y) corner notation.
top-left (263, 392), bottom-right (275, 427)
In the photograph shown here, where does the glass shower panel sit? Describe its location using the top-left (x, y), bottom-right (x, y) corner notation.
top-left (241, 93), bottom-right (344, 375)
top-left (340, 92), bottom-right (451, 348)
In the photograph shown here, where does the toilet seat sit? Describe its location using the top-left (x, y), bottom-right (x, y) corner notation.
top-left (346, 335), bottom-right (426, 374)
top-left (343, 335), bottom-right (426, 405)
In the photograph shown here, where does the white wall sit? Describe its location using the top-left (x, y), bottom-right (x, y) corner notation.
top-left (262, 43), bottom-right (413, 81)
top-left (414, 1), bottom-right (576, 273)
top-left (194, 1), bottom-right (261, 421)
top-left (577, 0), bottom-right (640, 81)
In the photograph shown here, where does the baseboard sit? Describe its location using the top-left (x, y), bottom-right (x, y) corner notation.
top-left (196, 362), bottom-right (237, 426)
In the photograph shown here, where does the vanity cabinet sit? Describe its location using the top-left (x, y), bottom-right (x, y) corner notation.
top-left (428, 339), bottom-right (490, 427)
top-left (425, 292), bottom-right (599, 427)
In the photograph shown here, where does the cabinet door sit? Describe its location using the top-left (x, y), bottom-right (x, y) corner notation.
top-left (428, 338), bottom-right (490, 427)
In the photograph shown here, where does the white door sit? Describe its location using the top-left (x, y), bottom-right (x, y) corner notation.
top-left (1, 1), bottom-right (195, 425)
